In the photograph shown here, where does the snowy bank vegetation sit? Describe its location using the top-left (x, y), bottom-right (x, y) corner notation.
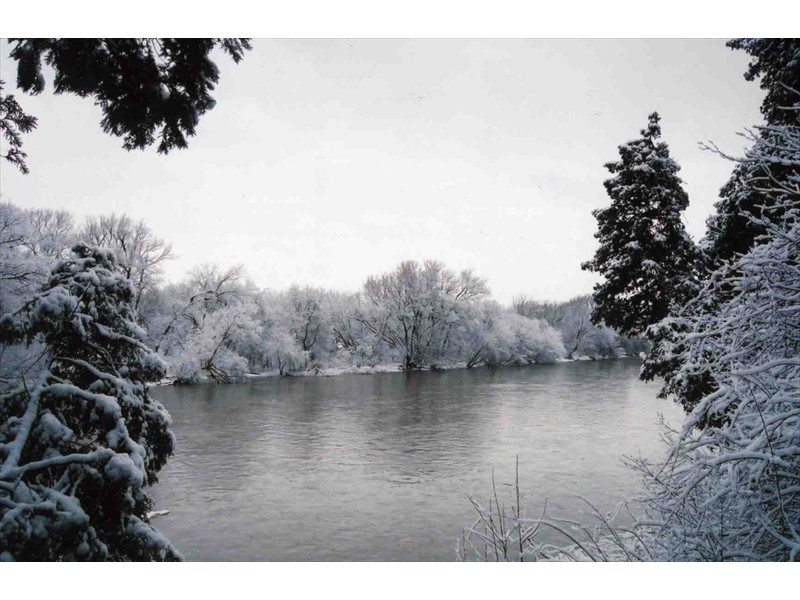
top-left (0, 206), bottom-right (639, 386)
top-left (0, 245), bottom-right (178, 560)
top-left (463, 195), bottom-right (800, 561)
top-left (463, 39), bottom-right (800, 562)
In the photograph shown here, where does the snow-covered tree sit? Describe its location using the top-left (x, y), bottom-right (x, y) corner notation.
top-left (634, 206), bottom-right (800, 560)
top-left (171, 302), bottom-right (258, 384)
top-left (21, 208), bottom-right (74, 259)
top-left (512, 295), bottom-right (565, 328)
top-left (492, 312), bottom-right (565, 366)
top-left (648, 119), bottom-right (800, 415)
top-left (324, 291), bottom-right (386, 367)
top-left (456, 301), bottom-right (506, 369)
top-left (559, 296), bottom-right (618, 359)
top-left (361, 260), bottom-right (489, 370)
top-left (0, 203), bottom-right (61, 390)
top-left (0, 202), bottom-right (38, 315)
top-left (260, 329), bottom-right (308, 376)
top-left (582, 112), bottom-right (701, 338)
top-left (260, 286), bottom-right (333, 369)
top-left (79, 214), bottom-right (173, 314)
top-left (0, 244), bottom-right (178, 561)
top-left (512, 294), bottom-right (623, 359)
top-left (149, 264), bottom-right (259, 383)
top-left (703, 39), bottom-right (800, 267)
top-left (445, 300), bottom-right (565, 369)
top-left (727, 39), bottom-right (800, 128)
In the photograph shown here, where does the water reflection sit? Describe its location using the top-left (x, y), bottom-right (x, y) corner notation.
top-left (150, 359), bottom-right (683, 561)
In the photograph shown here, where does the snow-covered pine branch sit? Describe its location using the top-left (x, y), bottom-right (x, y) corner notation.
top-left (0, 244), bottom-right (178, 561)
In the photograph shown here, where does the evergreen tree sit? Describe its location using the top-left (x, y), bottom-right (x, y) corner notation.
top-left (703, 39), bottom-right (800, 266)
top-left (3, 38), bottom-right (252, 173)
top-left (728, 38), bottom-right (800, 128)
top-left (581, 112), bottom-right (701, 338)
top-left (0, 80), bottom-right (37, 174)
top-left (644, 40), bottom-right (800, 417)
top-left (0, 244), bottom-right (178, 561)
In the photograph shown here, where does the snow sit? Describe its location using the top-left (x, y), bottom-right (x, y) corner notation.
top-left (104, 454), bottom-right (144, 487)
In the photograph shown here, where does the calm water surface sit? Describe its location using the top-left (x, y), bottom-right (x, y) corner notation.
top-left (150, 359), bottom-right (684, 561)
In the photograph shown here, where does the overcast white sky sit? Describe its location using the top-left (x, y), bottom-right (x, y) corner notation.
top-left (0, 39), bottom-right (765, 303)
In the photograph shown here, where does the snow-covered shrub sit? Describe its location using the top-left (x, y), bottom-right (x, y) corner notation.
top-left (171, 302), bottom-right (257, 383)
top-left (633, 208), bottom-right (800, 560)
top-left (0, 244), bottom-right (178, 561)
top-left (463, 123), bottom-right (800, 563)
top-left (484, 312), bottom-right (564, 366)
top-left (456, 302), bottom-right (565, 368)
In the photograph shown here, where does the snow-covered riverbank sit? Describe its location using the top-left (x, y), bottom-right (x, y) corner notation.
top-left (154, 354), bottom-right (630, 386)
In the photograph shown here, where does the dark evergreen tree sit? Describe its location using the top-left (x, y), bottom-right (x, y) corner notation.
top-left (0, 80), bottom-right (37, 174)
top-left (703, 39), bottom-right (800, 266)
top-left (641, 41), bottom-right (800, 419)
top-left (0, 244), bottom-right (179, 560)
top-left (727, 38), bottom-right (800, 128)
top-left (3, 38), bottom-right (252, 173)
top-left (581, 112), bottom-right (701, 338)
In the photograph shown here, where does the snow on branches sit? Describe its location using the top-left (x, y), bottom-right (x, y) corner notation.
top-left (0, 244), bottom-right (178, 561)
top-left (464, 121), bottom-right (800, 563)
top-left (633, 206), bottom-right (800, 561)
top-left (582, 112), bottom-right (702, 338)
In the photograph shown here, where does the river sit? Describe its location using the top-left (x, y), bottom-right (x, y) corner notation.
top-left (150, 358), bottom-right (684, 561)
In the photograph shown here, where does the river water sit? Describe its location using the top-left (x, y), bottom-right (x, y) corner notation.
top-left (150, 359), bottom-right (684, 561)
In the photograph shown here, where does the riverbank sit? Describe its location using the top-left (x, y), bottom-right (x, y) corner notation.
top-left (154, 354), bottom-right (630, 386)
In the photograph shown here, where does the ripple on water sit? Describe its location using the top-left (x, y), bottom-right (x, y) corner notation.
top-left (150, 359), bottom-right (684, 561)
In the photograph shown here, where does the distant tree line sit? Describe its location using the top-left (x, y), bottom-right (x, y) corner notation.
top-left (1, 205), bottom-right (646, 388)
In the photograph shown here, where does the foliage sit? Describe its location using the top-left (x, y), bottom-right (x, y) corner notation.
top-left (582, 112), bottom-right (701, 338)
top-left (0, 80), bottom-right (37, 174)
top-left (0, 244), bottom-right (178, 560)
top-left (78, 214), bottom-right (173, 314)
top-left (4, 38), bottom-right (252, 173)
top-left (704, 39), bottom-right (800, 267)
top-left (360, 260), bottom-right (490, 370)
top-left (464, 120), bottom-right (800, 563)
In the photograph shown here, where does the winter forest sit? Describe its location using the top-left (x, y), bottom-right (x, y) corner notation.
top-left (1, 37), bottom-right (799, 565)
top-left (0, 203), bottom-right (635, 385)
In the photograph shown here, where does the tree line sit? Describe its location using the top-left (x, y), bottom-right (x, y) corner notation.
top-left (4, 36), bottom-right (798, 562)
top-left (0, 204), bottom-right (643, 389)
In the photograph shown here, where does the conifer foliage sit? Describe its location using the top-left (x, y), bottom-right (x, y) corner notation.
top-left (3, 38), bottom-right (252, 173)
top-left (582, 113), bottom-right (700, 338)
top-left (0, 80), bottom-right (37, 174)
top-left (704, 39), bottom-right (800, 266)
top-left (0, 244), bottom-right (178, 561)
top-left (727, 38), bottom-right (800, 128)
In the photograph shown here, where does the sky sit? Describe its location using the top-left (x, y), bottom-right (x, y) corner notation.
top-left (0, 39), bottom-right (765, 304)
